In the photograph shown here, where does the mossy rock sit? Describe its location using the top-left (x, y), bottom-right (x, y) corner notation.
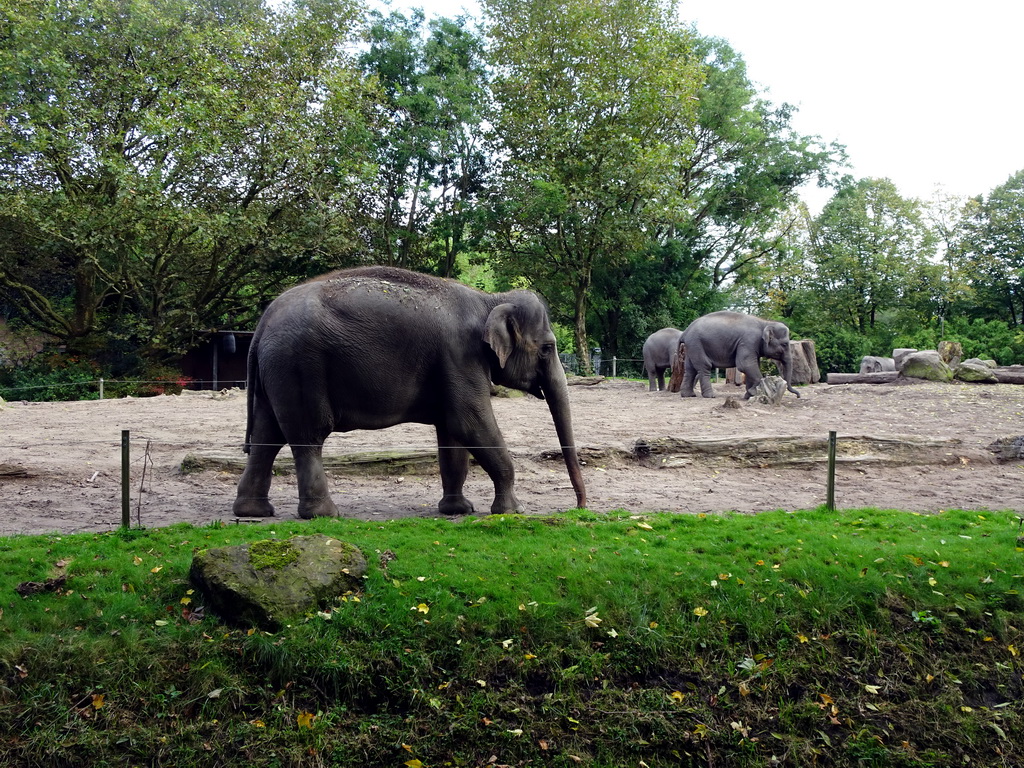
top-left (190, 534), bottom-right (367, 630)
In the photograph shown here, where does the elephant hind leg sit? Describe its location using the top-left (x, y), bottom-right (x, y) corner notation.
top-left (233, 404), bottom-right (285, 517)
top-left (292, 442), bottom-right (340, 519)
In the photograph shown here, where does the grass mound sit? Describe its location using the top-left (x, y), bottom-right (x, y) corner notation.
top-left (1, 507), bottom-right (1022, 766)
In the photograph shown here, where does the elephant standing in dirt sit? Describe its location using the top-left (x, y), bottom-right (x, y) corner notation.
top-left (642, 327), bottom-right (684, 391)
top-left (232, 266), bottom-right (587, 519)
top-left (680, 311), bottom-right (800, 399)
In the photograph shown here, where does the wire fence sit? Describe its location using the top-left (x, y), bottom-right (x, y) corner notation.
top-left (0, 359), bottom-right (650, 401)
top-left (0, 377), bottom-right (248, 401)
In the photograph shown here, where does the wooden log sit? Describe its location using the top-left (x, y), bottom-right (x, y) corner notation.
top-left (826, 371), bottom-right (900, 384)
top-left (631, 433), bottom-right (989, 467)
top-left (993, 369), bottom-right (1024, 384)
top-left (828, 368), bottom-right (1024, 385)
top-left (0, 463), bottom-right (31, 478)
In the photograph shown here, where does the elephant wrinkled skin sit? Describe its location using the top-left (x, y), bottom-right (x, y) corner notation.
top-left (642, 327), bottom-right (683, 391)
top-left (680, 311), bottom-right (800, 399)
top-left (232, 266), bottom-right (587, 519)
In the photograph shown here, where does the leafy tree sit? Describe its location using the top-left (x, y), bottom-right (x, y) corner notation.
top-left (665, 36), bottom-right (841, 290)
top-left (482, 0), bottom-right (702, 372)
top-left (586, 35), bottom-right (841, 364)
top-left (358, 11), bottom-right (489, 277)
top-left (0, 0), bottom-right (373, 367)
top-left (954, 169), bottom-right (1024, 326)
top-left (805, 178), bottom-right (938, 334)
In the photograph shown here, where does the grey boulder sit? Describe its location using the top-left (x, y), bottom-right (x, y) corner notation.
top-left (190, 534), bottom-right (368, 630)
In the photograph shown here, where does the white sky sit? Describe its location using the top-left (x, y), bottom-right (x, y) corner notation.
top-left (376, 0), bottom-right (1024, 207)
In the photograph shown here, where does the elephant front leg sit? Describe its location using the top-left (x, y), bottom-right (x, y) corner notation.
top-left (696, 368), bottom-right (716, 397)
top-left (436, 428), bottom-right (476, 516)
top-left (291, 443), bottom-right (340, 519)
top-left (448, 417), bottom-right (522, 514)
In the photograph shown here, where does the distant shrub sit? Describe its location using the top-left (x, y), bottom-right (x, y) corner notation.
top-left (894, 318), bottom-right (1024, 365)
top-left (0, 352), bottom-right (102, 402)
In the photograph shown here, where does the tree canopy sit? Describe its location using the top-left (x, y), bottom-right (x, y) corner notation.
top-left (2, 0), bottom-right (1023, 388)
top-left (0, 0), bottom-right (373, 367)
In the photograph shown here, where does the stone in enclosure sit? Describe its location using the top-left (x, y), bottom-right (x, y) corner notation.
top-left (190, 534), bottom-right (367, 630)
top-left (963, 357), bottom-right (997, 368)
top-left (859, 355), bottom-right (896, 374)
top-left (988, 436), bottom-right (1024, 461)
top-left (954, 361), bottom-right (999, 383)
top-left (754, 375), bottom-right (787, 405)
top-left (724, 367), bottom-right (745, 386)
top-left (787, 341), bottom-right (814, 385)
top-left (798, 339), bottom-right (821, 383)
top-left (938, 340), bottom-right (963, 368)
top-left (892, 348), bottom-right (918, 370)
top-left (900, 350), bottom-right (953, 382)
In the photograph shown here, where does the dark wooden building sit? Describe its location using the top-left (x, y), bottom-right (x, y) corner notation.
top-left (180, 330), bottom-right (254, 390)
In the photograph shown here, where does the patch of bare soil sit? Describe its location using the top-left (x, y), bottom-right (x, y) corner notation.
top-left (1, 378), bottom-right (1023, 536)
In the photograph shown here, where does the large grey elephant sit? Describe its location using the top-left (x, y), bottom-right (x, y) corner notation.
top-left (680, 311), bottom-right (800, 399)
top-left (641, 327), bottom-right (683, 391)
top-left (232, 266), bottom-right (587, 519)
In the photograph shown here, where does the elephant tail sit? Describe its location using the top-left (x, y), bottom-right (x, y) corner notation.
top-left (242, 335), bottom-right (259, 454)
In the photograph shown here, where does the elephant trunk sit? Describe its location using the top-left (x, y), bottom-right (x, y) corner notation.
top-left (541, 354), bottom-right (588, 509)
top-left (778, 349), bottom-right (801, 398)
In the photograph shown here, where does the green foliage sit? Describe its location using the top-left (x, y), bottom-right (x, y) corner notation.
top-left (484, 0), bottom-right (704, 371)
top-left (807, 178), bottom-right (938, 333)
top-left (954, 169), bottom-right (1024, 326)
top-left (804, 325), bottom-right (872, 375)
top-left (894, 316), bottom-right (1024, 365)
top-left (0, 0), bottom-right (374, 368)
top-left (1, 509), bottom-right (1022, 766)
top-left (358, 11), bottom-right (490, 277)
top-left (0, 351), bottom-right (102, 401)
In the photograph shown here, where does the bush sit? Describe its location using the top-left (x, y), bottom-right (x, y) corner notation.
top-left (894, 318), bottom-right (1024, 365)
top-left (0, 351), bottom-right (103, 402)
top-left (807, 326), bottom-right (871, 375)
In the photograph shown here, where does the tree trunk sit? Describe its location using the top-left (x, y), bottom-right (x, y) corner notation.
top-left (572, 278), bottom-right (592, 374)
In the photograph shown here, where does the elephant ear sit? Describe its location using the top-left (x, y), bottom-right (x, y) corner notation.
top-left (484, 303), bottom-right (518, 368)
top-left (762, 324), bottom-right (775, 346)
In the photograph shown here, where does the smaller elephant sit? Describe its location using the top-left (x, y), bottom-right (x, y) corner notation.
top-left (859, 355), bottom-right (896, 374)
top-left (680, 311), bottom-right (800, 399)
top-left (642, 327), bottom-right (684, 391)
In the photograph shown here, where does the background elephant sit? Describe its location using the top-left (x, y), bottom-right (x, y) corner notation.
top-left (232, 266), bottom-right (587, 519)
top-left (859, 355), bottom-right (896, 373)
top-left (680, 311), bottom-right (800, 399)
top-left (641, 327), bottom-right (683, 391)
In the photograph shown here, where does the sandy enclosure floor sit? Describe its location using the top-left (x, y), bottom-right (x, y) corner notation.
top-left (1, 378), bottom-right (1023, 536)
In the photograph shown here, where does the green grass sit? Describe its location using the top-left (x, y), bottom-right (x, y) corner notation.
top-left (1, 507), bottom-right (1022, 767)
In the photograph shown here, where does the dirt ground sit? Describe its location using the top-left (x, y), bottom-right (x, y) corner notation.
top-left (2, 378), bottom-right (1023, 536)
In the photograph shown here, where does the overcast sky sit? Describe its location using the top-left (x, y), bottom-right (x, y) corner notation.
top-left (376, 0), bottom-right (1024, 206)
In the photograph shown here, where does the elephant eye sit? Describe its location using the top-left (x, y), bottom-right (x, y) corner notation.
top-left (540, 342), bottom-right (555, 358)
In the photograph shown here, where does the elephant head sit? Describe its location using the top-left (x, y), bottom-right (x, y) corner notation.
top-left (484, 297), bottom-right (587, 508)
top-left (761, 322), bottom-right (799, 396)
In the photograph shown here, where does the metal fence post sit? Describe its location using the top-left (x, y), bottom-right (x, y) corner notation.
top-left (826, 430), bottom-right (837, 512)
top-left (99, 378), bottom-right (104, 399)
top-left (121, 430), bottom-right (130, 528)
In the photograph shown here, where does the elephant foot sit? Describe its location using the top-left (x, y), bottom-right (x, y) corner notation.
top-left (297, 496), bottom-right (340, 519)
top-left (233, 496), bottom-right (276, 518)
top-left (679, 391), bottom-right (697, 398)
top-left (701, 392), bottom-right (717, 398)
top-left (490, 492), bottom-right (523, 515)
top-left (439, 494), bottom-right (475, 516)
